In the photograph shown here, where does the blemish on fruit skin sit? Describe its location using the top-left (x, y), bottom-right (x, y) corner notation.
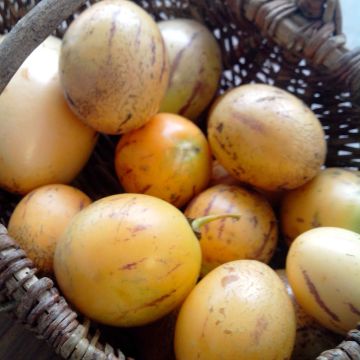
top-left (120, 257), bottom-right (146, 270)
top-left (108, 9), bottom-right (122, 48)
top-left (79, 200), bottom-right (86, 210)
top-left (253, 220), bottom-right (276, 258)
top-left (217, 217), bottom-right (227, 239)
top-left (255, 96), bottom-right (282, 103)
top-left (231, 167), bottom-right (245, 178)
top-left (232, 112), bottom-right (266, 134)
top-left (224, 265), bottom-right (235, 273)
top-left (64, 91), bottom-right (76, 108)
top-left (179, 80), bottom-right (203, 116)
top-left (150, 37), bottom-right (156, 66)
top-left (170, 193), bottom-right (181, 205)
top-left (21, 68), bottom-right (29, 80)
top-left (216, 122), bottom-right (224, 133)
top-left (131, 224), bottom-right (149, 234)
top-left (346, 302), bottom-right (360, 316)
top-left (164, 263), bottom-right (182, 277)
top-left (250, 215), bottom-right (258, 228)
top-left (302, 269), bottom-right (340, 322)
top-left (201, 313), bottom-right (210, 338)
top-left (116, 112), bottom-right (134, 132)
top-left (143, 289), bottom-right (176, 308)
top-left (140, 184), bottom-right (152, 193)
top-left (217, 202), bottom-right (235, 239)
top-left (224, 329), bottom-right (232, 335)
top-left (204, 194), bottom-right (218, 216)
top-left (169, 31), bottom-right (199, 86)
top-left (221, 274), bottom-right (239, 288)
top-left (134, 23), bottom-right (142, 49)
top-left (253, 315), bottom-right (268, 345)
top-left (311, 212), bottom-right (321, 227)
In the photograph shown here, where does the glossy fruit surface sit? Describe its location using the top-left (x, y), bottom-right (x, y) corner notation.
top-left (281, 168), bottom-right (360, 245)
top-left (8, 184), bottom-right (91, 275)
top-left (185, 184), bottom-right (278, 276)
top-left (276, 269), bottom-right (341, 360)
top-left (115, 113), bottom-right (212, 208)
top-left (174, 260), bottom-right (296, 360)
top-left (54, 193), bottom-right (201, 327)
top-left (0, 36), bottom-right (97, 194)
top-left (286, 227), bottom-right (360, 334)
top-left (158, 19), bottom-right (222, 121)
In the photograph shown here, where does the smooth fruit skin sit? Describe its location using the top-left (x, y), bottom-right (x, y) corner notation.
top-left (158, 19), bottom-right (222, 121)
top-left (115, 113), bottom-right (212, 208)
top-left (174, 260), bottom-right (296, 360)
top-left (54, 194), bottom-right (201, 327)
top-left (286, 227), bottom-right (360, 334)
top-left (0, 36), bottom-right (97, 194)
top-left (185, 184), bottom-right (278, 276)
top-left (209, 160), bottom-right (241, 187)
top-left (207, 84), bottom-right (326, 191)
top-left (60, 0), bottom-right (169, 134)
top-left (281, 168), bottom-right (360, 245)
top-left (276, 270), bottom-right (341, 360)
top-left (8, 184), bottom-right (91, 275)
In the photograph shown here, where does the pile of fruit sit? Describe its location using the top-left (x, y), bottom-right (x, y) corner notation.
top-left (0, 1), bottom-right (359, 359)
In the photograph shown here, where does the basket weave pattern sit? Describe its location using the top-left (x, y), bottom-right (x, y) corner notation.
top-left (0, 0), bottom-right (359, 359)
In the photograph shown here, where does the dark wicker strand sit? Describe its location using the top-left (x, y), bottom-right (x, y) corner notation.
top-left (0, 225), bottom-right (128, 360)
top-left (317, 328), bottom-right (360, 359)
top-left (296, 0), bottom-right (325, 19)
top-left (0, 0), bottom-right (88, 94)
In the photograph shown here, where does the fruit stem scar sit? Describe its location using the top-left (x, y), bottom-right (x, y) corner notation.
top-left (301, 269), bottom-right (340, 322)
top-left (189, 214), bottom-right (241, 239)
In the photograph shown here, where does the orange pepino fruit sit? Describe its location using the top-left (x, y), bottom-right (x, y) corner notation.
top-left (185, 184), bottom-right (278, 276)
top-left (115, 113), bottom-right (212, 208)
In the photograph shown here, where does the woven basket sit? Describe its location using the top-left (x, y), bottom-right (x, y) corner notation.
top-left (0, 0), bottom-right (359, 359)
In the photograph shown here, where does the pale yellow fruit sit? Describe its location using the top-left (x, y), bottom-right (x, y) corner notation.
top-left (8, 184), bottom-right (91, 275)
top-left (158, 19), bottom-right (222, 121)
top-left (54, 194), bottom-right (201, 327)
top-left (286, 227), bottom-right (360, 334)
top-left (281, 168), bottom-right (360, 245)
top-left (208, 84), bottom-right (327, 191)
top-left (175, 260), bottom-right (296, 360)
top-left (0, 36), bottom-right (97, 194)
top-left (276, 270), bottom-right (341, 360)
top-left (60, 0), bottom-right (169, 134)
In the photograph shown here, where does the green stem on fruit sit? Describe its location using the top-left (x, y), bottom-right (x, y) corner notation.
top-left (189, 214), bottom-right (241, 239)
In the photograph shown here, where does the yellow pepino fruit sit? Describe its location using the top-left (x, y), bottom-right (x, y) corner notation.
top-left (276, 269), bottom-right (341, 360)
top-left (158, 19), bottom-right (222, 121)
top-left (54, 193), bottom-right (201, 327)
top-left (207, 84), bottom-right (326, 191)
top-left (175, 260), bottom-right (296, 360)
top-left (59, 0), bottom-right (169, 134)
top-left (8, 184), bottom-right (91, 275)
top-left (0, 36), bottom-right (97, 194)
top-left (281, 168), bottom-right (360, 245)
top-left (185, 184), bottom-right (278, 276)
top-left (286, 227), bottom-right (360, 335)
